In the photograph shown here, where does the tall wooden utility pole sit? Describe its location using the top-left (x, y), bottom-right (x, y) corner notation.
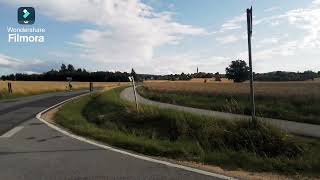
top-left (247, 7), bottom-right (256, 124)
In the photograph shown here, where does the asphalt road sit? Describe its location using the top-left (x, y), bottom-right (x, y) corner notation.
top-left (0, 91), bottom-right (225, 180)
top-left (120, 87), bottom-right (320, 138)
top-left (0, 91), bottom-right (88, 135)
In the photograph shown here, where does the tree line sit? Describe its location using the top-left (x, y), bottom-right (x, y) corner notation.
top-left (1, 61), bottom-right (319, 82)
top-left (1, 64), bottom-right (131, 82)
top-left (225, 60), bottom-right (320, 82)
top-left (254, 71), bottom-right (319, 81)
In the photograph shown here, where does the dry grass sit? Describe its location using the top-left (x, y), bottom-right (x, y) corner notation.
top-left (0, 81), bottom-right (128, 99)
top-left (143, 80), bottom-right (320, 99)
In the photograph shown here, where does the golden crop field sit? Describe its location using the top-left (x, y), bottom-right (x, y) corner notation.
top-left (0, 81), bottom-right (128, 99)
top-left (143, 80), bottom-right (320, 99)
top-left (189, 78), bottom-right (233, 83)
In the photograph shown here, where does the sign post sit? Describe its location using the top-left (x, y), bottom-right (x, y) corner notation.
top-left (129, 76), bottom-right (139, 113)
top-left (247, 7), bottom-right (256, 124)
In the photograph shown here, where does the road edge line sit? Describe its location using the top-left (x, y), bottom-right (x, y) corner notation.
top-left (36, 90), bottom-right (236, 180)
top-left (0, 126), bottom-right (24, 138)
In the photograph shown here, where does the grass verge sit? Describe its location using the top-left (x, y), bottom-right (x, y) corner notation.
top-left (54, 87), bottom-right (320, 177)
top-left (137, 86), bottom-right (320, 125)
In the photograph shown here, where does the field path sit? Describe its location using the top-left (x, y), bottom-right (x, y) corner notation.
top-left (120, 87), bottom-right (320, 138)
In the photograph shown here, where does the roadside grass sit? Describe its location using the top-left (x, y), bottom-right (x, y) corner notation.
top-left (137, 85), bottom-right (320, 125)
top-left (54, 87), bottom-right (320, 177)
top-left (0, 81), bottom-right (121, 100)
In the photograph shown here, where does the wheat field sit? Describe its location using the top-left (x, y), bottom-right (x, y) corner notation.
top-left (143, 80), bottom-right (320, 99)
top-left (140, 80), bottom-right (320, 124)
top-left (0, 81), bottom-right (128, 99)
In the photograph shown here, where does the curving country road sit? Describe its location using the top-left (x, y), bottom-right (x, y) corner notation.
top-left (120, 87), bottom-right (320, 138)
top-left (0, 90), bottom-right (228, 180)
top-left (0, 91), bottom-right (89, 135)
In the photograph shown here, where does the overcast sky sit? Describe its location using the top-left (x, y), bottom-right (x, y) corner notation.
top-left (0, 0), bottom-right (320, 75)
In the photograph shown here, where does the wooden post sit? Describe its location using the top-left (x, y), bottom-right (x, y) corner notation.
top-left (68, 82), bottom-right (72, 91)
top-left (89, 82), bottom-right (93, 92)
top-left (8, 82), bottom-right (13, 94)
top-left (66, 77), bottom-right (73, 91)
top-left (247, 7), bottom-right (256, 125)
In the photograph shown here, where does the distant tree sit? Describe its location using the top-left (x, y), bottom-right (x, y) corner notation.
top-left (67, 64), bottom-right (75, 72)
top-left (180, 72), bottom-right (186, 80)
top-left (169, 74), bottom-right (175, 81)
top-left (178, 72), bottom-right (191, 80)
top-left (9, 74), bottom-right (15, 81)
top-left (192, 72), bottom-right (213, 79)
top-left (214, 72), bottom-right (221, 81)
top-left (303, 70), bottom-right (316, 80)
top-left (60, 64), bottom-right (67, 72)
top-left (225, 60), bottom-right (250, 83)
top-left (76, 68), bottom-right (82, 73)
top-left (254, 71), bottom-right (318, 81)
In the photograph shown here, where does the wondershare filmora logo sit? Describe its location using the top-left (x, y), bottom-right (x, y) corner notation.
top-left (7, 7), bottom-right (45, 43)
top-left (18, 7), bottom-right (35, 25)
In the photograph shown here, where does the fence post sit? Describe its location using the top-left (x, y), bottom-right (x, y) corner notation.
top-left (8, 82), bottom-right (13, 94)
top-left (89, 82), bottom-right (93, 92)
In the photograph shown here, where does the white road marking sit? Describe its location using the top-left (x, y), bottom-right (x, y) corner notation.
top-left (36, 92), bottom-right (236, 180)
top-left (0, 126), bottom-right (24, 138)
